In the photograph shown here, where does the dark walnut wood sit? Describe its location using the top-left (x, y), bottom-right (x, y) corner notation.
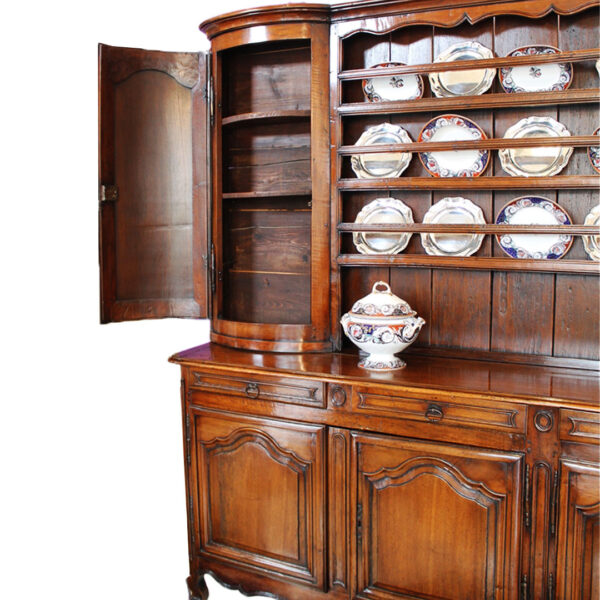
top-left (171, 343), bottom-right (599, 600)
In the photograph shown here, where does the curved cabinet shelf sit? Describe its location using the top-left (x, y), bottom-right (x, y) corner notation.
top-left (222, 110), bottom-right (311, 126)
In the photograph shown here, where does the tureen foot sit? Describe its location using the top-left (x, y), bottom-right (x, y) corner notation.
top-left (358, 354), bottom-right (406, 371)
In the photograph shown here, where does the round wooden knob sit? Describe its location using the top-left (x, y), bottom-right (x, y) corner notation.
top-left (245, 383), bottom-right (260, 399)
top-left (425, 404), bottom-right (444, 422)
top-left (330, 386), bottom-right (347, 407)
top-left (534, 410), bottom-right (554, 432)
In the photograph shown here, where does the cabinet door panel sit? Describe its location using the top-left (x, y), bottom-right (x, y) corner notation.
top-left (556, 460), bottom-right (600, 600)
top-left (192, 409), bottom-right (325, 588)
top-left (353, 433), bottom-right (523, 600)
top-left (98, 44), bottom-right (209, 322)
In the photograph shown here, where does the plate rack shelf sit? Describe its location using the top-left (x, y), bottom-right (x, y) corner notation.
top-left (330, 6), bottom-right (600, 368)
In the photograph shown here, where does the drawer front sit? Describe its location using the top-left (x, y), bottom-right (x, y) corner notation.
top-left (189, 369), bottom-right (325, 408)
top-left (354, 386), bottom-right (526, 436)
top-left (560, 409), bottom-right (600, 444)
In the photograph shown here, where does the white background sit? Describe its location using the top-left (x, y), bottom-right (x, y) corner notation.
top-left (1, 1), bottom-right (332, 598)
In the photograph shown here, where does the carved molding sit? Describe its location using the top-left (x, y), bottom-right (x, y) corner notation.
top-left (102, 45), bottom-right (200, 88)
top-left (333, 0), bottom-right (598, 37)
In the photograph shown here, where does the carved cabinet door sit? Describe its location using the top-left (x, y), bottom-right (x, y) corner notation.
top-left (190, 408), bottom-right (326, 589)
top-left (555, 459), bottom-right (600, 599)
top-left (351, 432), bottom-right (523, 600)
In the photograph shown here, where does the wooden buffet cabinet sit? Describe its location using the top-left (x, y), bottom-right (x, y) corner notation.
top-left (98, 0), bottom-right (600, 597)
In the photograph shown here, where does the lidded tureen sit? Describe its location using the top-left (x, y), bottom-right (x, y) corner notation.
top-left (341, 281), bottom-right (426, 371)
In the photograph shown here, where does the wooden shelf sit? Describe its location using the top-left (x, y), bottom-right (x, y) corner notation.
top-left (337, 175), bottom-right (599, 191)
top-left (222, 188), bottom-right (312, 199)
top-left (222, 110), bottom-right (311, 126)
top-left (337, 254), bottom-right (600, 275)
top-left (339, 135), bottom-right (597, 155)
top-left (337, 89), bottom-right (600, 116)
top-left (338, 48), bottom-right (600, 80)
top-left (338, 223), bottom-right (599, 235)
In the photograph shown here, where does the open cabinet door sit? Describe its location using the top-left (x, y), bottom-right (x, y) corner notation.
top-left (99, 44), bottom-right (209, 322)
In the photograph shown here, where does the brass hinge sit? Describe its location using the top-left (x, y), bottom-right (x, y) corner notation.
top-left (520, 574), bottom-right (529, 600)
top-left (210, 243), bottom-right (216, 294)
top-left (550, 469), bottom-right (559, 536)
top-left (185, 413), bottom-right (191, 467)
top-left (100, 184), bottom-right (118, 203)
top-left (356, 503), bottom-right (363, 547)
top-left (524, 463), bottom-right (531, 529)
top-left (209, 74), bottom-right (214, 128)
top-left (548, 573), bottom-right (555, 600)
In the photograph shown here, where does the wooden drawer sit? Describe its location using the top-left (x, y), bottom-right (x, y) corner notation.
top-left (188, 369), bottom-right (325, 408)
top-left (560, 409), bottom-right (600, 444)
top-left (353, 385), bottom-right (526, 437)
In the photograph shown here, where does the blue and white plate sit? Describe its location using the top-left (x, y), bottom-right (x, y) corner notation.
top-left (418, 114), bottom-right (489, 178)
top-left (588, 127), bottom-right (600, 174)
top-left (495, 196), bottom-right (573, 259)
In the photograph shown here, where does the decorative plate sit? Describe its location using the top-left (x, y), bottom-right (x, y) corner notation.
top-left (351, 123), bottom-right (413, 179)
top-left (499, 116), bottom-right (572, 177)
top-left (429, 41), bottom-right (495, 97)
top-left (363, 62), bottom-right (424, 102)
top-left (495, 196), bottom-right (573, 260)
top-left (588, 126), bottom-right (600, 174)
top-left (421, 197), bottom-right (486, 256)
top-left (583, 204), bottom-right (600, 261)
top-left (353, 198), bottom-right (414, 254)
top-left (418, 114), bottom-right (490, 177)
top-left (499, 45), bottom-right (573, 93)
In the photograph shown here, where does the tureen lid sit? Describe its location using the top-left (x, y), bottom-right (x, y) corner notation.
top-left (349, 281), bottom-right (416, 317)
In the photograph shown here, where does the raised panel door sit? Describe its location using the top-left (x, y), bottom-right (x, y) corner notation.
top-left (352, 432), bottom-right (523, 599)
top-left (555, 459), bottom-right (600, 599)
top-left (190, 408), bottom-right (326, 589)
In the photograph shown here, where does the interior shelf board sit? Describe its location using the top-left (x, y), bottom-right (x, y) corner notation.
top-left (337, 89), bottom-right (600, 116)
top-left (222, 110), bottom-right (311, 126)
top-left (222, 189), bottom-right (312, 199)
top-left (338, 48), bottom-right (600, 80)
top-left (337, 224), bottom-right (599, 235)
top-left (339, 135), bottom-right (597, 155)
top-left (337, 254), bottom-right (600, 275)
top-left (337, 175), bottom-right (600, 191)
top-left (228, 269), bottom-right (308, 276)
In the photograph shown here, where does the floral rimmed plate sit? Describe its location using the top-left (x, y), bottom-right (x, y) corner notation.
top-left (499, 45), bottom-right (573, 93)
top-left (351, 123), bottom-right (413, 179)
top-left (499, 116), bottom-right (572, 177)
top-left (418, 114), bottom-right (490, 177)
top-left (353, 197), bottom-right (414, 255)
top-left (495, 196), bottom-right (573, 259)
top-left (421, 197), bottom-right (486, 256)
top-left (363, 63), bottom-right (424, 102)
top-left (583, 204), bottom-right (600, 261)
top-left (588, 127), bottom-right (600, 174)
top-left (429, 41), bottom-right (495, 97)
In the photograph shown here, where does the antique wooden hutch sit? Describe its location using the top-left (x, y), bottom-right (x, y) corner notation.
top-left (99, 0), bottom-right (600, 597)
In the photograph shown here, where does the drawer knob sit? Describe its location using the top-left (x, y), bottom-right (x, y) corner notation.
top-left (245, 383), bottom-right (260, 399)
top-left (425, 404), bottom-right (444, 422)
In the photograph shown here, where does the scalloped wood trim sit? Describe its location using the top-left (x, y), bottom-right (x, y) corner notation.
top-left (332, 0), bottom-right (599, 38)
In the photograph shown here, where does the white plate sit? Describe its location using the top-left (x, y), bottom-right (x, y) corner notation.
top-left (499, 45), bottom-right (573, 93)
top-left (583, 204), bottom-right (600, 261)
top-left (353, 198), bottom-right (414, 254)
top-left (499, 116), bottom-right (572, 177)
top-left (495, 196), bottom-right (573, 259)
top-left (421, 197), bottom-right (485, 256)
top-left (588, 126), bottom-right (600, 174)
top-left (363, 62), bottom-right (424, 102)
top-left (429, 41), bottom-right (495, 97)
top-left (351, 123), bottom-right (412, 179)
top-left (418, 114), bottom-right (489, 177)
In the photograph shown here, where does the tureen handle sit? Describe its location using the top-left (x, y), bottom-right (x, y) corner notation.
top-left (372, 281), bottom-right (392, 294)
